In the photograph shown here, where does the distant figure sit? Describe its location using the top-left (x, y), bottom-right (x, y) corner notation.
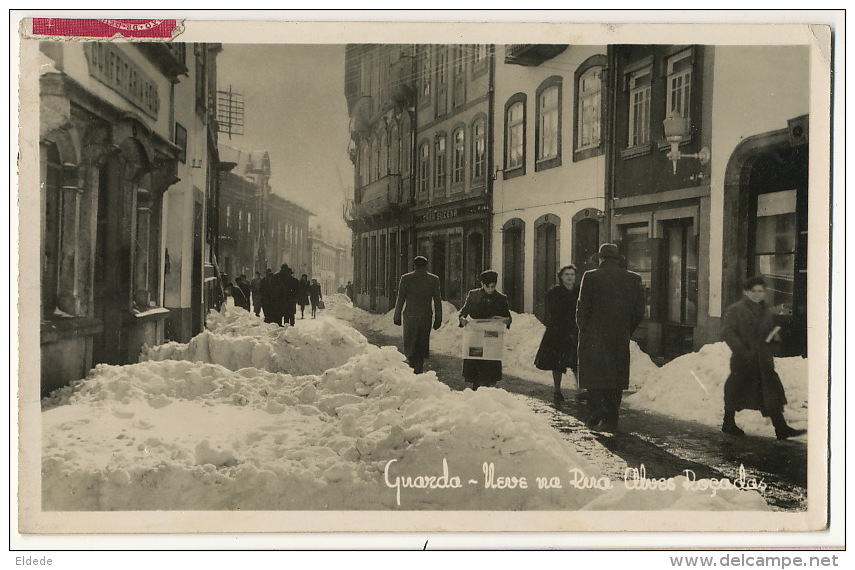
top-left (260, 268), bottom-right (275, 323)
top-left (282, 265), bottom-right (300, 326)
top-left (309, 278), bottom-right (323, 319)
top-left (345, 281), bottom-right (354, 301)
top-left (576, 243), bottom-right (646, 433)
top-left (392, 256), bottom-right (442, 374)
top-left (721, 276), bottom-right (806, 440)
top-left (534, 265), bottom-right (580, 403)
top-left (337, 284), bottom-right (346, 294)
top-left (458, 270), bottom-right (512, 390)
top-left (233, 275), bottom-right (251, 311)
top-left (250, 271), bottom-right (263, 316)
top-left (297, 274), bottom-right (311, 319)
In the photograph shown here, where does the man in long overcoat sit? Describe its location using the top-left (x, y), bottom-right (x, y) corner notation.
top-left (720, 276), bottom-right (805, 439)
top-left (393, 256), bottom-right (443, 374)
top-left (268, 264), bottom-right (296, 326)
top-left (576, 243), bottom-right (646, 432)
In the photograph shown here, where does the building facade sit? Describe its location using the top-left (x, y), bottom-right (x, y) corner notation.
top-left (218, 148), bottom-right (313, 283)
top-left (608, 45), bottom-right (809, 359)
top-left (345, 44), bottom-right (494, 312)
top-left (491, 45), bottom-right (608, 318)
top-left (309, 225), bottom-right (346, 294)
top-left (39, 41), bottom-right (221, 395)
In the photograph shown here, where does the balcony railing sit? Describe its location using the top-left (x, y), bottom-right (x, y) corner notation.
top-left (353, 174), bottom-right (404, 218)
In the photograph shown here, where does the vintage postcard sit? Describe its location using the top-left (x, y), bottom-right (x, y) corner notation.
top-left (12, 12), bottom-right (842, 550)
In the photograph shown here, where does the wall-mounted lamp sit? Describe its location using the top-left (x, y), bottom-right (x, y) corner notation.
top-left (663, 110), bottom-right (710, 175)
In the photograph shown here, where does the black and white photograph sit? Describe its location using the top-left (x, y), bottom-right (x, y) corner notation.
top-left (11, 11), bottom-right (843, 553)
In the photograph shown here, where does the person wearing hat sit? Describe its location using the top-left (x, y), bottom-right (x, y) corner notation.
top-left (458, 270), bottom-right (512, 390)
top-left (720, 276), bottom-right (806, 439)
top-left (393, 256), bottom-right (443, 374)
top-left (576, 243), bottom-right (646, 432)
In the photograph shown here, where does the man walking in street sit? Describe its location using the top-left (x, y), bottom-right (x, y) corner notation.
top-left (576, 243), bottom-right (646, 432)
top-left (250, 271), bottom-right (263, 317)
top-left (392, 256), bottom-right (443, 374)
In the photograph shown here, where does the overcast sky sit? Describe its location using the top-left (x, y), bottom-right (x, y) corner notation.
top-left (217, 44), bottom-right (353, 245)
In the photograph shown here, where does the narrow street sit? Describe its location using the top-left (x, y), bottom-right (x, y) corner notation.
top-left (357, 327), bottom-right (808, 512)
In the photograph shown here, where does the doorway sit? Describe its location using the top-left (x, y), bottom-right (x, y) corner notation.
top-left (661, 218), bottom-right (698, 359)
top-left (533, 216), bottom-right (559, 323)
top-left (502, 219), bottom-right (525, 312)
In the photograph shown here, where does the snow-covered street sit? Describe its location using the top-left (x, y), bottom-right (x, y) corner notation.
top-left (41, 294), bottom-right (806, 512)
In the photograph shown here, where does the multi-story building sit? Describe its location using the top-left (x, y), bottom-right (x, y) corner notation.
top-left (608, 45), bottom-right (810, 359)
top-left (345, 44), bottom-right (494, 312)
top-left (411, 44), bottom-right (494, 308)
top-left (491, 45), bottom-right (608, 318)
top-left (162, 43), bottom-right (224, 343)
top-left (309, 225), bottom-right (345, 294)
top-left (218, 148), bottom-right (313, 283)
top-left (38, 41), bottom-right (221, 395)
top-left (344, 44), bottom-right (416, 312)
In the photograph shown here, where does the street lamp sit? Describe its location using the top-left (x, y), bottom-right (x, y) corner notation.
top-left (663, 110), bottom-right (710, 175)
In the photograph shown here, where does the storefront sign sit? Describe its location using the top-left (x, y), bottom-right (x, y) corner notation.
top-left (415, 203), bottom-right (488, 225)
top-left (84, 43), bottom-right (160, 119)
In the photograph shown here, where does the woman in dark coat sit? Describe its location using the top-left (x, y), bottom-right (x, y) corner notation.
top-left (297, 274), bottom-right (311, 319)
top-left (309, 278), bottom-right (323, 319)
top-left (458, 270), bottom-right (512, 390)
top-left (721, 276), bottom-right (805, 439)
top-left (534, 265), bottom-right (580, 403)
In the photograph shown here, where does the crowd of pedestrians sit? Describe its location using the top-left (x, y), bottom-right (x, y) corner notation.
top-left (390, 243), bottom-right (805, 439)
top-left (226, 263), bottom-right (325, 325)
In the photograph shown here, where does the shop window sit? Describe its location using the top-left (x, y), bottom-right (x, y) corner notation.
top-left (753, 190), bottom-right (797, 310)
top-left (622, 224), bottom-right (652, 318)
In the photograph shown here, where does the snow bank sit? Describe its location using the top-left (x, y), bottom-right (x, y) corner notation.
top-left (42, 304), bottom-right (769, 512)
top-left (140, 305), bottom-right (368, 377)
top-left (625, 343), bottom-right (808, 438)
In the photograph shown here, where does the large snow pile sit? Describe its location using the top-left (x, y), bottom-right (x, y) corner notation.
top-left (140, 305), bottom-right (368, 377)
top-left (42, 305), bottom-right (769, 512)
top-left (625, 343), bottom-right (808, 438)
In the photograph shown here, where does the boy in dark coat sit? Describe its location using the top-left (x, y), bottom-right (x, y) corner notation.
top-left (721, 276), bottom-right (806, 439)
top-left (459, 270), bottom-right (512, 390)
top-left (392, 256), bottom-right (443, 374)
top-left (576, 243), bottom-right (646, 432)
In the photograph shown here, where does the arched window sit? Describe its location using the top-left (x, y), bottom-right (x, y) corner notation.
top-left (418, 141), bottom-right (430, 195)
top-left (504, 94), bottom-right (526, 177)
top-left (452, 127), bottom-right (465, 186)
top-left (471, 117), bottom-right (487, 181)
top-left (535, 76), bottom-right (562, 170)
top-left (389, 122), bottom-right (400, 175)
top-left (434, 132), bottom-right (447, 193)
top-left (574, 55), bottom-right (606, 160)
top-left (378, 129), bottom-right (388, 178)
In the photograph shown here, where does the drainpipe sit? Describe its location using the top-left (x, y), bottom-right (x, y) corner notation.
top-left (486, 45), bottom-right (496, 269)
top-left (603, 46), bottom-right (620, 244)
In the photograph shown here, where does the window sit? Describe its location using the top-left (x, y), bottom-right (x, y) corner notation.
top-left (359, 144), bottom-right (369, 188)
top-left (504, 94), bottom-right (527, 177)
top-left (401, 115), bottom-right (412, 177)
top-left (194, 44), bottom-right (207, 112)
top-left (435, 47), bottom-right (448, 116)
top-left (378, 129), bottom-right (387, 179)
top-left (472, 44), bottom-right (488, 75)
top-left (434, 134), bottom-right (447, 193)
top-left (753, 190), bottom-right (797, 309)
top-left (577, 67), bottom-right (602, 149)
top-left (226, 204), bottom-right (232, 229)
top-left (247, 211), bottom-right (252, 233)
top-left (622, 225), bottom-right (652, 318)
top-left (418, 141), bottom-right (430, 195)
top-left (666, 49), bottom-right (693, 134)
top-left (419, 46), bottom-right (431, 101)
top-left (628, 68), bottom-right (652, 147)
top-left (535, 77), bottom-right (561, 170)
top-left (452, 45), bottom-right (466, 107)
top-left (370, 138), bottom-right (378, 183)
top-left (389, 123), bottom-right (400, 175)
top-left (472, 118), bottom-right (487, 181)
top-left (452, 128), bottom-right (465, 186)
top-left (238, 209), bottom-right (243, 232)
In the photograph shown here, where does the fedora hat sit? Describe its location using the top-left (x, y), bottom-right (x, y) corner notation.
top-left (598, 243), bottom-right (621, 260)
